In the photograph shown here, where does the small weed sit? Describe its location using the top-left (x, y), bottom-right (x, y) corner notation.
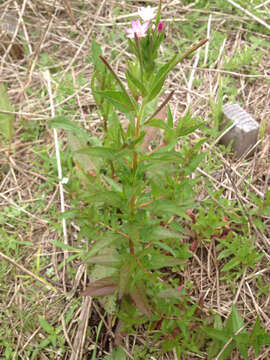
top-left (202, 305), bottom-right (270, 360)
top-left (223, 43), bottom-right (262, 75)
top-left (217, 234), bottom-right (263, 283)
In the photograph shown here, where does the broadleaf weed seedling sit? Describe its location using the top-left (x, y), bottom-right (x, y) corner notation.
top-left (54, 1), bottom-right (269, 357)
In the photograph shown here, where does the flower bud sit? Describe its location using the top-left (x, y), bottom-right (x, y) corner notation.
top-left (157, 22), bottom-right (164, 33)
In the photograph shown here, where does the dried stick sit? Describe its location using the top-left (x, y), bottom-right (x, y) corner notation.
top-left (226, 0), bottom-right (270, 31)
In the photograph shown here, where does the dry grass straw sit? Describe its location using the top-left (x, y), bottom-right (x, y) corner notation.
top-left (0, 0), bottom-right (270, 359)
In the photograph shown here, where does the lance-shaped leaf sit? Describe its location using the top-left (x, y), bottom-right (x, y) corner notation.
top-left (90, 41), bottom-right (106, 73)
top-left (148, 254), bottom-right (186, 270)
top-left (145, 118), bottom-right (170, 131)
top-left (86, 253), bottom-right (120, 266)
top-left (118, 260), bottom-right (134, 299)
top-left (88, 190), bottom-right (123, 207)
top-left (85, 233), bottom-right (121, 258)
top-left (146, 56), bottom-right (176, 102)
top-left (49, 116), bottom-right (90, 140)
top-left (175, 111), bottom-right (203, 137)
top-left (250, 317), bottom-right (270, 356)
top-left (94, 90), bottom-right (136, 114)
top-left (81, 276), bottom-right (117, 296)
top-left (68, 132), bottom-right (97, 173)
top-left (148, 226), bottom-right (180, 241)
top-left (77, 146), bottom-right (117, 160)
top-left (146, 39), bottom-right (208, 102)
top-left (129, 282), bottom-right (153, 318)
top-left (126, 69), bottom-right (147, 97)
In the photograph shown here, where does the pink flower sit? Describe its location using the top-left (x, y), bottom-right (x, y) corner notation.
top-left (125, 19), bottom-right (149, 39)
top-left (157, 22), bottom-right (164, 33)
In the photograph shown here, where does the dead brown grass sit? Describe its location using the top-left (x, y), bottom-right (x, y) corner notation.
top-left (1, 0), bottom-right (270, 359)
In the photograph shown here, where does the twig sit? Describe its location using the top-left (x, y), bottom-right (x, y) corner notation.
top-left (0, 192), bottom-right (48, 224)
top-left (61, 314), bottom-right (76, 357)
top-left (226, 0), bottom-right (270, 31)
top-left (70, 296), bottom-right (92, 360)
top-left (204, 14), bottom-right (212, 65)
top-left (0, 250), bottom-right (57, 292)
top-left (44, 69), bottom-right (69, 293)
top-left (43, 70), bottom-right (68, 248)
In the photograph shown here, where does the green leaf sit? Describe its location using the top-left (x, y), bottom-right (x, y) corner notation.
top-left (50, 240), bottom-right (80, 253)
top-left (91, 261), bottom-right (118, 314)
top-left (68, 132), bottom-right (97, 173)
top-left (148, 254), bottom-right (186, 270)
top-left (249, 317), bottom-right (270, 355)
top-left (146, 39), bottom-right (208, 103)
top-left (184, 153), bottom-right (205, 174)
top-left (103, 347), bottom-right (127, 360)
top-left (88, 190), bottom-right (123, 207)
top-left (31, 337), bottom-right (52, 360)
top-left (146, 75), bottom-right (166, 103)
top-left (214, 314), bottom-right (223, 330)
top-left (39, 316), bottom-right (54, 335)
top-left (221, 257), bottom-right (240, 273)
top-left (218, 342), bottom-right (235, 360)
top-left (234, 333), bottom-right (249, 360)
top-left (111, 347), bottom-right (126, 360)
top-left (86, 253), bottom-right (120, 266)
top-left (0, 83), bottom-right (14, 140)
top-left (201, 326), bottom-right (229, 343)
top-left (91, 41), bottom-right (105, 73)
top-left (250, 317), bottom-right (262, 343)
top-left (167, 105), bottom-right (173, 128)
top-left (103, 175), bottom-right (123, 193)
top-left (118, 258), bottom-right (134, 299)
top-left (258, 333), bottom-right (270, 350)
top-left (77, 146), bottom-right (116, 160)
top-left (146, 55), bottom-right (177, 102)
top-left (207, 315), bottom-right (224, 359)
top-left (231, 304), bottom-right (245, 333)
top-left (148, 151), bottom-right (183, 162)
top-left (129, 282), bottom-right (153, 318)
top-left (126, 69), bottom-right (147, 96)
top-left (86, 233), bottom-right (121, 258)
top-left (145, 118), bottom-right (170, 131)
top-left (49, 116), bottom-right (90, 140)
top-left (155, 241), bottom-right (176, 257)
top-left (148, 198), bottom-right (191, 217)
top-left (217, 248), bottom-right (233, 261)
top-left (147, 226), bottom-right (179, 241)
top-left (94, 90), bottom-right (136, 113)
top-left (176, 111), bottom-right (203, 137)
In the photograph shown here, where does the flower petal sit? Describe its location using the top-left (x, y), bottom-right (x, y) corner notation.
top-left (138, 6), bottom-right (156, 21)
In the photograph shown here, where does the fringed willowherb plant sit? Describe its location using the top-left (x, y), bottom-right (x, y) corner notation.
top-left (61, 2), bottom-right (210, 356)
top-left (49, 2), bottom-right (270, 358)
top-left (66, 3), bottom-right (209, 353)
